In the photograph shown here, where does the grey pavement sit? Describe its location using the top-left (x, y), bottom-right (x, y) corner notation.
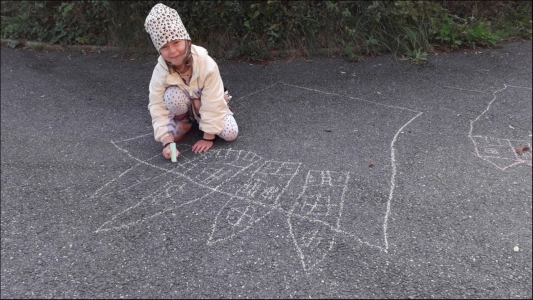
top-left (1, 41), bottom-right (532, 298)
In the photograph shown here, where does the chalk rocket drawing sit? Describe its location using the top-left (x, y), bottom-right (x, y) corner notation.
top-left (92, 82), bottom-right (423, 272)
top-left (469, 84), bottom-right (532, 170)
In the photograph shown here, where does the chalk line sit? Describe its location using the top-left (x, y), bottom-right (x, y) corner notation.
top-left (278, 81), bottom-right (421, 113)
top-left (383, 111), bottom-right (424, 251)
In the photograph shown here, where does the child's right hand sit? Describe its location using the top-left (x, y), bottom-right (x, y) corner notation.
top-left (162, 144), bottom-right (179, 160)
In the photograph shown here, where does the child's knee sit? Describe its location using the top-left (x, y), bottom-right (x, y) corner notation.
top-left (164, 86), bottom-right (182, 99)
top-left (224, 132), bottom-right (238, 142)
top-left (220, 125), bottom-right (238, 142)
top-left (164, 86), bottom-right (189, 115)
top-left (223, 115), bottom-right (239, 142)
top-left (209, 114), bottom-right (238, 142)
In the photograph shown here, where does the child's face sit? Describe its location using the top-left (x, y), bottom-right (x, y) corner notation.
top-left (160, 39), bottom-right (187, 66)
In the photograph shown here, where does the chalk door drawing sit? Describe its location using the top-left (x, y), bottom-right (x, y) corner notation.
top-left (468, 84), bottom-right (532, 171)
top-left (92, 82), bottom-right (423, 272)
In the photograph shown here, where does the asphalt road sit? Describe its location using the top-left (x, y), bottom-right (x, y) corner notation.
top-left (1, 41), bottom-right (532, 298)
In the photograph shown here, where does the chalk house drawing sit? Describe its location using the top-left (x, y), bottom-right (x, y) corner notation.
top-left (468, 84), bottom-right (532, 171)
top-left (92, 82), bottom-right (422, 272)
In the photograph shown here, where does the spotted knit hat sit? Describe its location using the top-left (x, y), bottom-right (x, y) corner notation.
top-left (144, 3), bottom-right (191, 52)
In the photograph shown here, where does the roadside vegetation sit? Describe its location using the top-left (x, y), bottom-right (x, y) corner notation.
top-left (1, 1), bottom-right (531, 63)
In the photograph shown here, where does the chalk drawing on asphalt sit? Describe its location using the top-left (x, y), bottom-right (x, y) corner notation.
top-left (91, 82), bottom-right (423, 272)
top-left (468, 84), bottom-right (532, 170)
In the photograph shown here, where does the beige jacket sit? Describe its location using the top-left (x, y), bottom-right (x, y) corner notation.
top-left (148, 45), bottom-right (229, 143)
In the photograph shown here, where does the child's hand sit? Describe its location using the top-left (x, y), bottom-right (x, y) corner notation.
top-left (192, 140), bottom-right (213, 153)
top-left (162, 144), bottom-right (179, 159)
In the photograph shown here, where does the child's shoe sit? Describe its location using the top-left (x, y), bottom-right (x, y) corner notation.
top-left (224, 90), bottom-right (232, 104)
top-left (173, 121), bottom-right (192, 142)
top-left (224, 88), bottom-right (233, 112)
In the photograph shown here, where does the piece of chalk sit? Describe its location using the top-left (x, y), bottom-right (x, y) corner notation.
top-left (170, 143), bottom-right (177, 163)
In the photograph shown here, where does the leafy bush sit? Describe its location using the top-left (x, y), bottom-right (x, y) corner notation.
top-left (1, 0), bottom-right (531, 61)
top-left (1, 0), bottom-right (113, 46)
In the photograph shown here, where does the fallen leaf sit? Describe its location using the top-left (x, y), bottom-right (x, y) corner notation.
top-left (324, 129), bottom-right (332, 132)
top-left (368, 163), bottom-right (375, 168)
top-left (515, 146), bottom-right (531, 155)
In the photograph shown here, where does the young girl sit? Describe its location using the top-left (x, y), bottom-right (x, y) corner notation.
top-left (144, 3), bottom-right (238, 160)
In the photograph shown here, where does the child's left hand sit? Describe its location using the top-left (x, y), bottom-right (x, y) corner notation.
top-left (192, 140), bottom-right (213, 153)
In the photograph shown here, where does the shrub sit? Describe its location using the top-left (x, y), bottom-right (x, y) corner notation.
top-left (1, 1), bottom-right (531, 60)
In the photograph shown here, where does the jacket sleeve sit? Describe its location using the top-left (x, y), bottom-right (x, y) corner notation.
top-left (197, 62), bottom-right (228, 135)
top-left (148, 62), bottom-right (172, 143)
